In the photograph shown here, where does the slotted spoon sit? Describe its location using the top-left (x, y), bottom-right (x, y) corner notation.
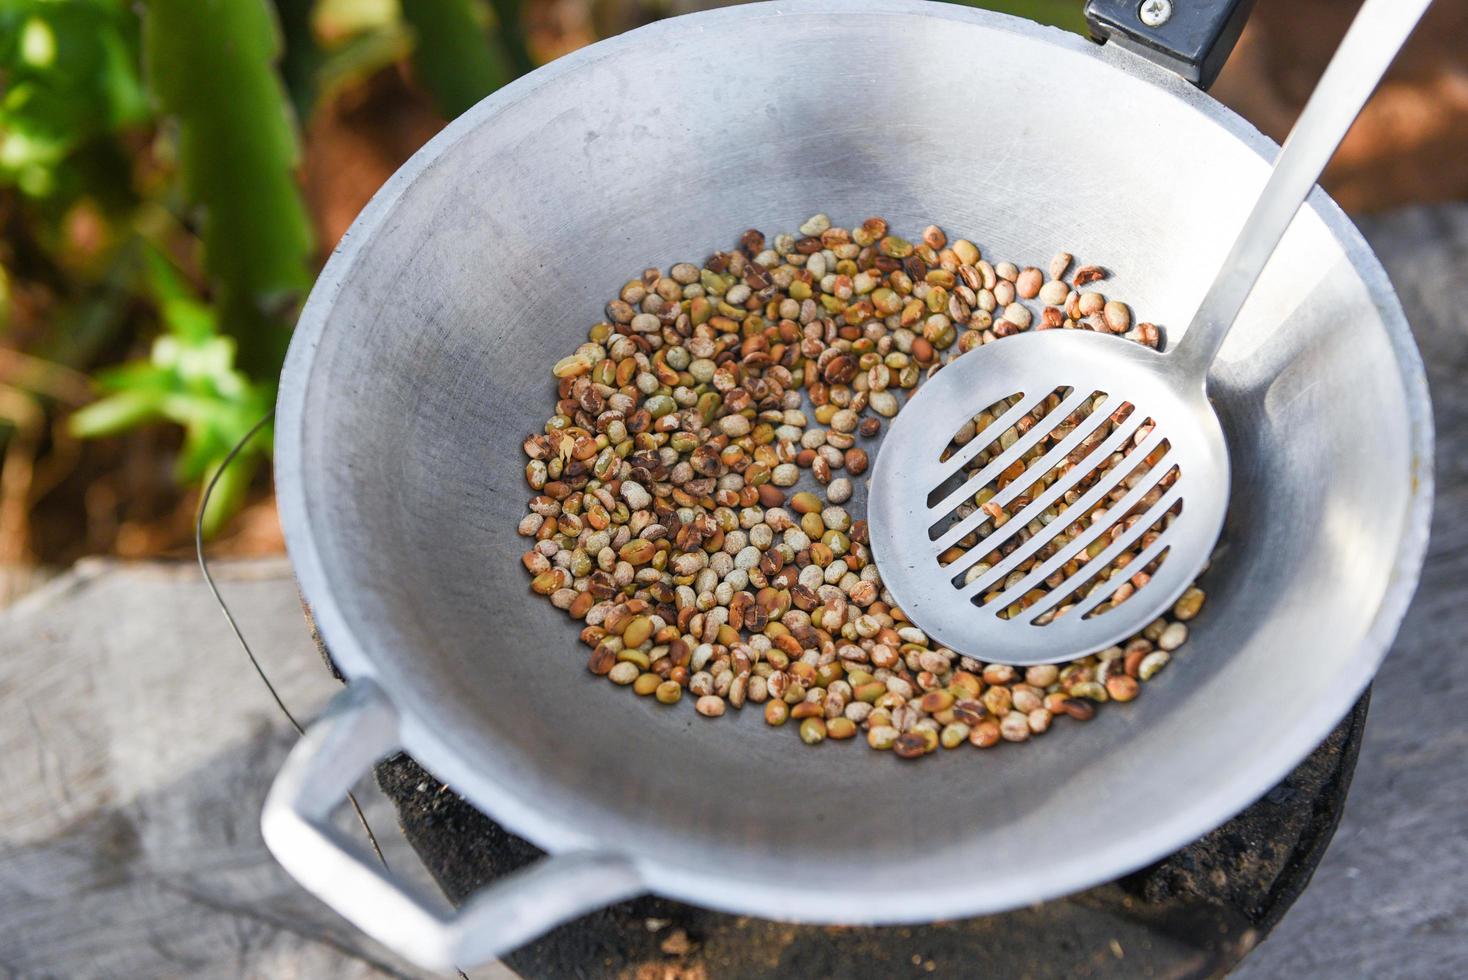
top-left (869, 0), bottom-right (1431, 665)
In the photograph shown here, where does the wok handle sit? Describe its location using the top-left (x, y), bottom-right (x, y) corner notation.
top-left (1084, 0), bottom-right (1257, 89)
top-left (261, 679), bottom-right (644, 974)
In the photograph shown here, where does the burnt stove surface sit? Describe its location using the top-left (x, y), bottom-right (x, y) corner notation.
top-left (318, 633), bottom-right (1366, 980)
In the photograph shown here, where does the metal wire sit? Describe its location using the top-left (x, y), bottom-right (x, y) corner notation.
top-left (196, 408), bottom-right (472, 978)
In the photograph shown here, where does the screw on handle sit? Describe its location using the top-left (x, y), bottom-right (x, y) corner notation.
top-left (1084, 0), bottom-right (1257, 88)
top-left (1170, 0), bottom-right (1433, 380)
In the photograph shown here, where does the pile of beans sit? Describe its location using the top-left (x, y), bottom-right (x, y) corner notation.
top-left (519, 215), bottom-right (1205, 758)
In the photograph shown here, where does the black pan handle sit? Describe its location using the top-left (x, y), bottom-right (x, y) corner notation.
top-left (1084, 0), bottom-right (1258, 89)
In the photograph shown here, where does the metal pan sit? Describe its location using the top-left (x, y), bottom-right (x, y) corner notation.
top-left (264, 0), bottom-right (1434, 971)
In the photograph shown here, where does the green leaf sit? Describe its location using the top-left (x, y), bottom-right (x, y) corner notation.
top-left (140, 242), bottom-right (192, 304)
top-left (0, 0), bottom-right (150, 198)
top-left (168, 381), bottom-right (273, 482)
top-left (484, 0), bottom-right (533, 78)
top-left (198, 447), bottom-right (262, 538)
top-left (98, 20), bottom-right (149, 127)
top-left (153, 336), bottom-right (247, 396)
top-left (142, 0), bottom-right (313, 375)
top-left (272, 0), bottom-right (325, 122)
top-left (157, 298), bottom-right (217, 343)
top-left (71, 255), bottom-right (275, 535)
top-left (314, 22), bottom-right (412, 107)
top-left (142, 245), bottom-right (219, 342)
top-left (91, 359), bottom-right (171, 394)
top-left (400, 0), bottom-right (506, 119)
top-left (68, 388), bottom-right (166, 437)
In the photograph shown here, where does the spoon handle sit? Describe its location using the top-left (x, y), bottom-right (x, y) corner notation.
top-left (1171, 0), bottom-right (1432, 379)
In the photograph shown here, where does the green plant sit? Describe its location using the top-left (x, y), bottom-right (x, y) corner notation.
top-left (69, 248), bottom-right (273, 536)
top-left (143, 0), bottom-right (315, 376)
top-left (1, 0), bottom-right (533, 542)
top-left (0, 0), bottom-right (148, 201)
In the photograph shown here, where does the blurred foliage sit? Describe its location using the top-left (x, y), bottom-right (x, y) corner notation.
top-left (0, 0), bottom-right (148, 202)
top-left (485, 0), bottom-right (534, 78)
top-left (274, 0), bottom-right (329, 134)
top-left (70, 247), bottom-right (274, 536)
top-left (401, 0), bottom-right (507, 118)
top-left (308, 2), bottom-right (411, 109)
top-left (143, 0), bottom-right (313, 375)
top-left (1, 0), bottom-right (526, 542)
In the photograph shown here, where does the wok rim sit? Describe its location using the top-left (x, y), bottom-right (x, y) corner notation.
top-left (274, 0), bottom-right (1435, 923)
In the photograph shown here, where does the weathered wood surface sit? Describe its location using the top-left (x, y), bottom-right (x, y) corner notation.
top-left (0, 204), bottom-right (1463, 979)
top-left (0, 559), bottom-right (514, 980)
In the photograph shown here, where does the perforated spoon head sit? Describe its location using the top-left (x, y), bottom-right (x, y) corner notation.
top-left (867, 330), bottom-right (1227, 665)
top-left (867, 0), bottom-right (1432, 664)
